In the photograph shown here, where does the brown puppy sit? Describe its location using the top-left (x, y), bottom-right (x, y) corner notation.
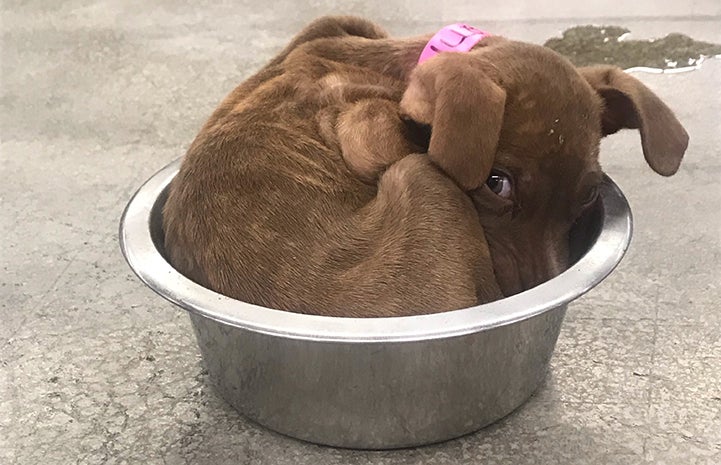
top-left (163, 16), bottom-right (688, 317)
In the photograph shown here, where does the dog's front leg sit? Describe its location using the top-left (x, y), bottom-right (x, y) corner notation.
top-left (326, 154), bottom-right (502, 316)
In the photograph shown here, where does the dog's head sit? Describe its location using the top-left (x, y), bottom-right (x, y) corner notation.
top-left (400, 39), bottom-right (688, 296)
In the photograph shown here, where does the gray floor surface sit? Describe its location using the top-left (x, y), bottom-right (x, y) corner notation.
top-left (1, 1), bottom-right (720, 464)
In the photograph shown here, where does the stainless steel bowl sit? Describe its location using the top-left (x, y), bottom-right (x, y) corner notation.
top-left (119, 158), bottom-right (632, 449)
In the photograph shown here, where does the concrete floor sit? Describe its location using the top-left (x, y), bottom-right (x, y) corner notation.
top-left (2, 1), bottom-right (720, 464)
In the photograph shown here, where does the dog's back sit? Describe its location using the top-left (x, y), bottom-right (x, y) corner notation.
top-left (164, 52), bottom-right (379, 307)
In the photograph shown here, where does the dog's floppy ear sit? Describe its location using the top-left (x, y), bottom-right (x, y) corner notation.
top-left (400, 54), bottom-right (506, 190)
top-left (578, 65), bottom-right (689, 176)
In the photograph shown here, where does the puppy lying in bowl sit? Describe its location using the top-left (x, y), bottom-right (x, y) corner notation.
top-left (163, 16), bottom-right (688, 317)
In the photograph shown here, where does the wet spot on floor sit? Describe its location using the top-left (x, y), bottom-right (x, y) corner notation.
top-left (544, 25), bottom-right (721, 71)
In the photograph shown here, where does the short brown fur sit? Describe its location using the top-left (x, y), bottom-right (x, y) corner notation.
top-left (163, 16), bottom-right (688, 316)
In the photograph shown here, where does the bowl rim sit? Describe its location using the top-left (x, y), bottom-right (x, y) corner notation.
top-left (119, 158), bottom-right (632, 343)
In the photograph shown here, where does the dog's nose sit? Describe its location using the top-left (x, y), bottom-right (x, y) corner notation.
top-left (545, 252), bottom-right (566, 278)
top-left (491, 239), bottom-right (569, 295)
top-left (520, 249), bottom-right (568, 291)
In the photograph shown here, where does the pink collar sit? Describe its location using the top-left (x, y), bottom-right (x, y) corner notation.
top-left (418, 23), bottom-right (490, 64)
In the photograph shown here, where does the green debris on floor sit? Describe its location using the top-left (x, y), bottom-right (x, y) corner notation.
top-left (545, 25), bottom-right (721, 70)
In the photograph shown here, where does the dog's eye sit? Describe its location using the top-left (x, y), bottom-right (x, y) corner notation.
top-left (486, 171), bottom-right (512, 199)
